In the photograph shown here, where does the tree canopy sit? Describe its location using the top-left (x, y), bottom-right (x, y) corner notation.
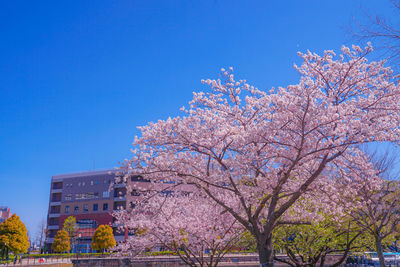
top-left (122, 45), bottom-right (400, 266)
top-left (52, 230), bottom-right (70, 253)
top-left (91, 225), bottom-right (116, 252)
top-left (0, 214), bottom-right (29, 254)
top-left (62, 216), bottom-right (77, 239)
top-left (115, 192), bottom-right (243, 267)
top-left (273, 216), bottom-right (375, 267)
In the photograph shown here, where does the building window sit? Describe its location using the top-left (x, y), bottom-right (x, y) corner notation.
top-left (93, 204), bottom-right (98, 211)
top-left (90, 181), bottom-right (94, 186)
top-left (131, 175), bottom-right (150, 182)
top-left (74, 206), bottom-right (79, 213)
top-left (84, 204), bottom-right (89, 212)
top-left (65, 206), bottom-right (70, 213)
top-left (65, 194), bottom-right (72, 201)
top-left (103, 203), bottom-right (108, 211)
top-left (75, 192), bottom-right (99, 200)
top-left (82, 182), bottom-right (85, 186)
top-left (131, 190), bottom-right (140, 196)
top-left (129, 202), bottom-right (135, 209)
top-left (95, 180), bottom-right (98, 185)
top-left (102, 191), bottom-right (110, 198)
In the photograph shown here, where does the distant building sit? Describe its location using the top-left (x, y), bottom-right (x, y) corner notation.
top-left (45, 169), bottom-right (152, 253)
top-left (0, 206), bottom-right (11, 223)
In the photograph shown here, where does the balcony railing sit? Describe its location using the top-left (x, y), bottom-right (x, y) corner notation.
top-left (114, 183), bottom-right (126, 188)
top-left (114, 196), bottom-right (126, 202)
top-left (51, 188), bottom-right (62, 193)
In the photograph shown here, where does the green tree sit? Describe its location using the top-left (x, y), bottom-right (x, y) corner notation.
top-left (62, 216), bottom-right (77, 252)
top-left (91, 225), bottom-right (116, 252)
top-left (272, 217), bottom-right (375, 267)
top-left (62, 216), bottom-right (77, 238)
top-left (0, 214), bottom-right (29, 257)
top-left (52, 230), bottom-right (70, 253)
top-left (238, 230), bottom-right (257, 252)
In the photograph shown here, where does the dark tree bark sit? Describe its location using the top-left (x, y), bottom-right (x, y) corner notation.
top-left (258, 235), bottom-right (275, 267)
top-left (375, 234), bottom-right (385, 267)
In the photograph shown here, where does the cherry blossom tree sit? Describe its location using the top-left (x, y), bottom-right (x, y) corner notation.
top-left (351, 181), bottom-right (400, 267)
top-left (114, 192), bottom-right (243, 267)
top-left (337, 149), bottom-right (400, 267)
top-left (123, 44), bottom-right (400, 266)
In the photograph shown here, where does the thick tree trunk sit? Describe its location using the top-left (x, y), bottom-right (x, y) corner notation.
top-left (375, 235), bottom-right (385, 267)
top-left (258, 236), bottom-right (274, 267)
top-left (319, 255), bottom-right (325, 267)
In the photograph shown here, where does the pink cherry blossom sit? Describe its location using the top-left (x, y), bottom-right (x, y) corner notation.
top-left (121, 44), bottom-right (400, 266)
top-left (114, 191), bottom-right (243, 267)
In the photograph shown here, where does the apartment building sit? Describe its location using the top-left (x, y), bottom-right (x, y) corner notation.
top-left (0, 206), bottom-right (11, 223)
top-left (45, 169), bottom-right (187, 253)
top-left (45, 169), bottom-right (141, 252)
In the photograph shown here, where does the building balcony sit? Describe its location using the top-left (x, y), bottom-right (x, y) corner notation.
top-left (50, 202), bottom-right (61, 206)
top-left (51, 188), bottom-right (63, 193)
top-left (48, 213), bottom-right (60, 218)
top-left (48, 225), bottom-right (59, 230)
top-left (114, 196), bottom-right (126, 202)
top-left (114, 183), bottom-right (126, 188)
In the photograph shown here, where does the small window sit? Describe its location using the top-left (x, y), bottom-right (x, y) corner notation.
top-left (65, 194), bottom-right (72, 201)
top-left (93, 204), bottom-right (98, 211)
top-left (131, 175), bottom-right (150, 183)
top-left (102, 191), bottom-right (110, 198)
top-left (129, 202), bottom-right (135, 209)
top-left (82, 182), bottom-right (85, 186)
top-left (95, 180), bottom-right (98, 185)
top-left (84, 204), bottom-right (88, 212)
top-left (90, 181), bottom-right (94, 186)
top-left (131, 190), bottom-right (140, 196)
top-left (103, 203), bottom-right (108, 211)
top-left (65, 206), bottom-right (70, 213)
top-left (78, 182), bottom-right (81, 187)
top-left (74, 206), bottom-right (79, 212)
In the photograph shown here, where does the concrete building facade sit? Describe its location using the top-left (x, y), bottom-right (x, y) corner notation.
top-left (0, 206), bottom-right (11, 223)
top-left (45, 169), bottom-right (184, 253)
top-left (46, 169), bottom-right (132, 252)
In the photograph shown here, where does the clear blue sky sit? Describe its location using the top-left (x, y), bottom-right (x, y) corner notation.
top-left (0, 0), bottom-right (394, 236)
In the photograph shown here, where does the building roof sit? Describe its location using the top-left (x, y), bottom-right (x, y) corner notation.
top-left (52, 169), bottom-right (123, 180)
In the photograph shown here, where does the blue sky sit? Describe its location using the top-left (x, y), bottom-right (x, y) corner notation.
top-left (0, 0), bottom-right (395, 236)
